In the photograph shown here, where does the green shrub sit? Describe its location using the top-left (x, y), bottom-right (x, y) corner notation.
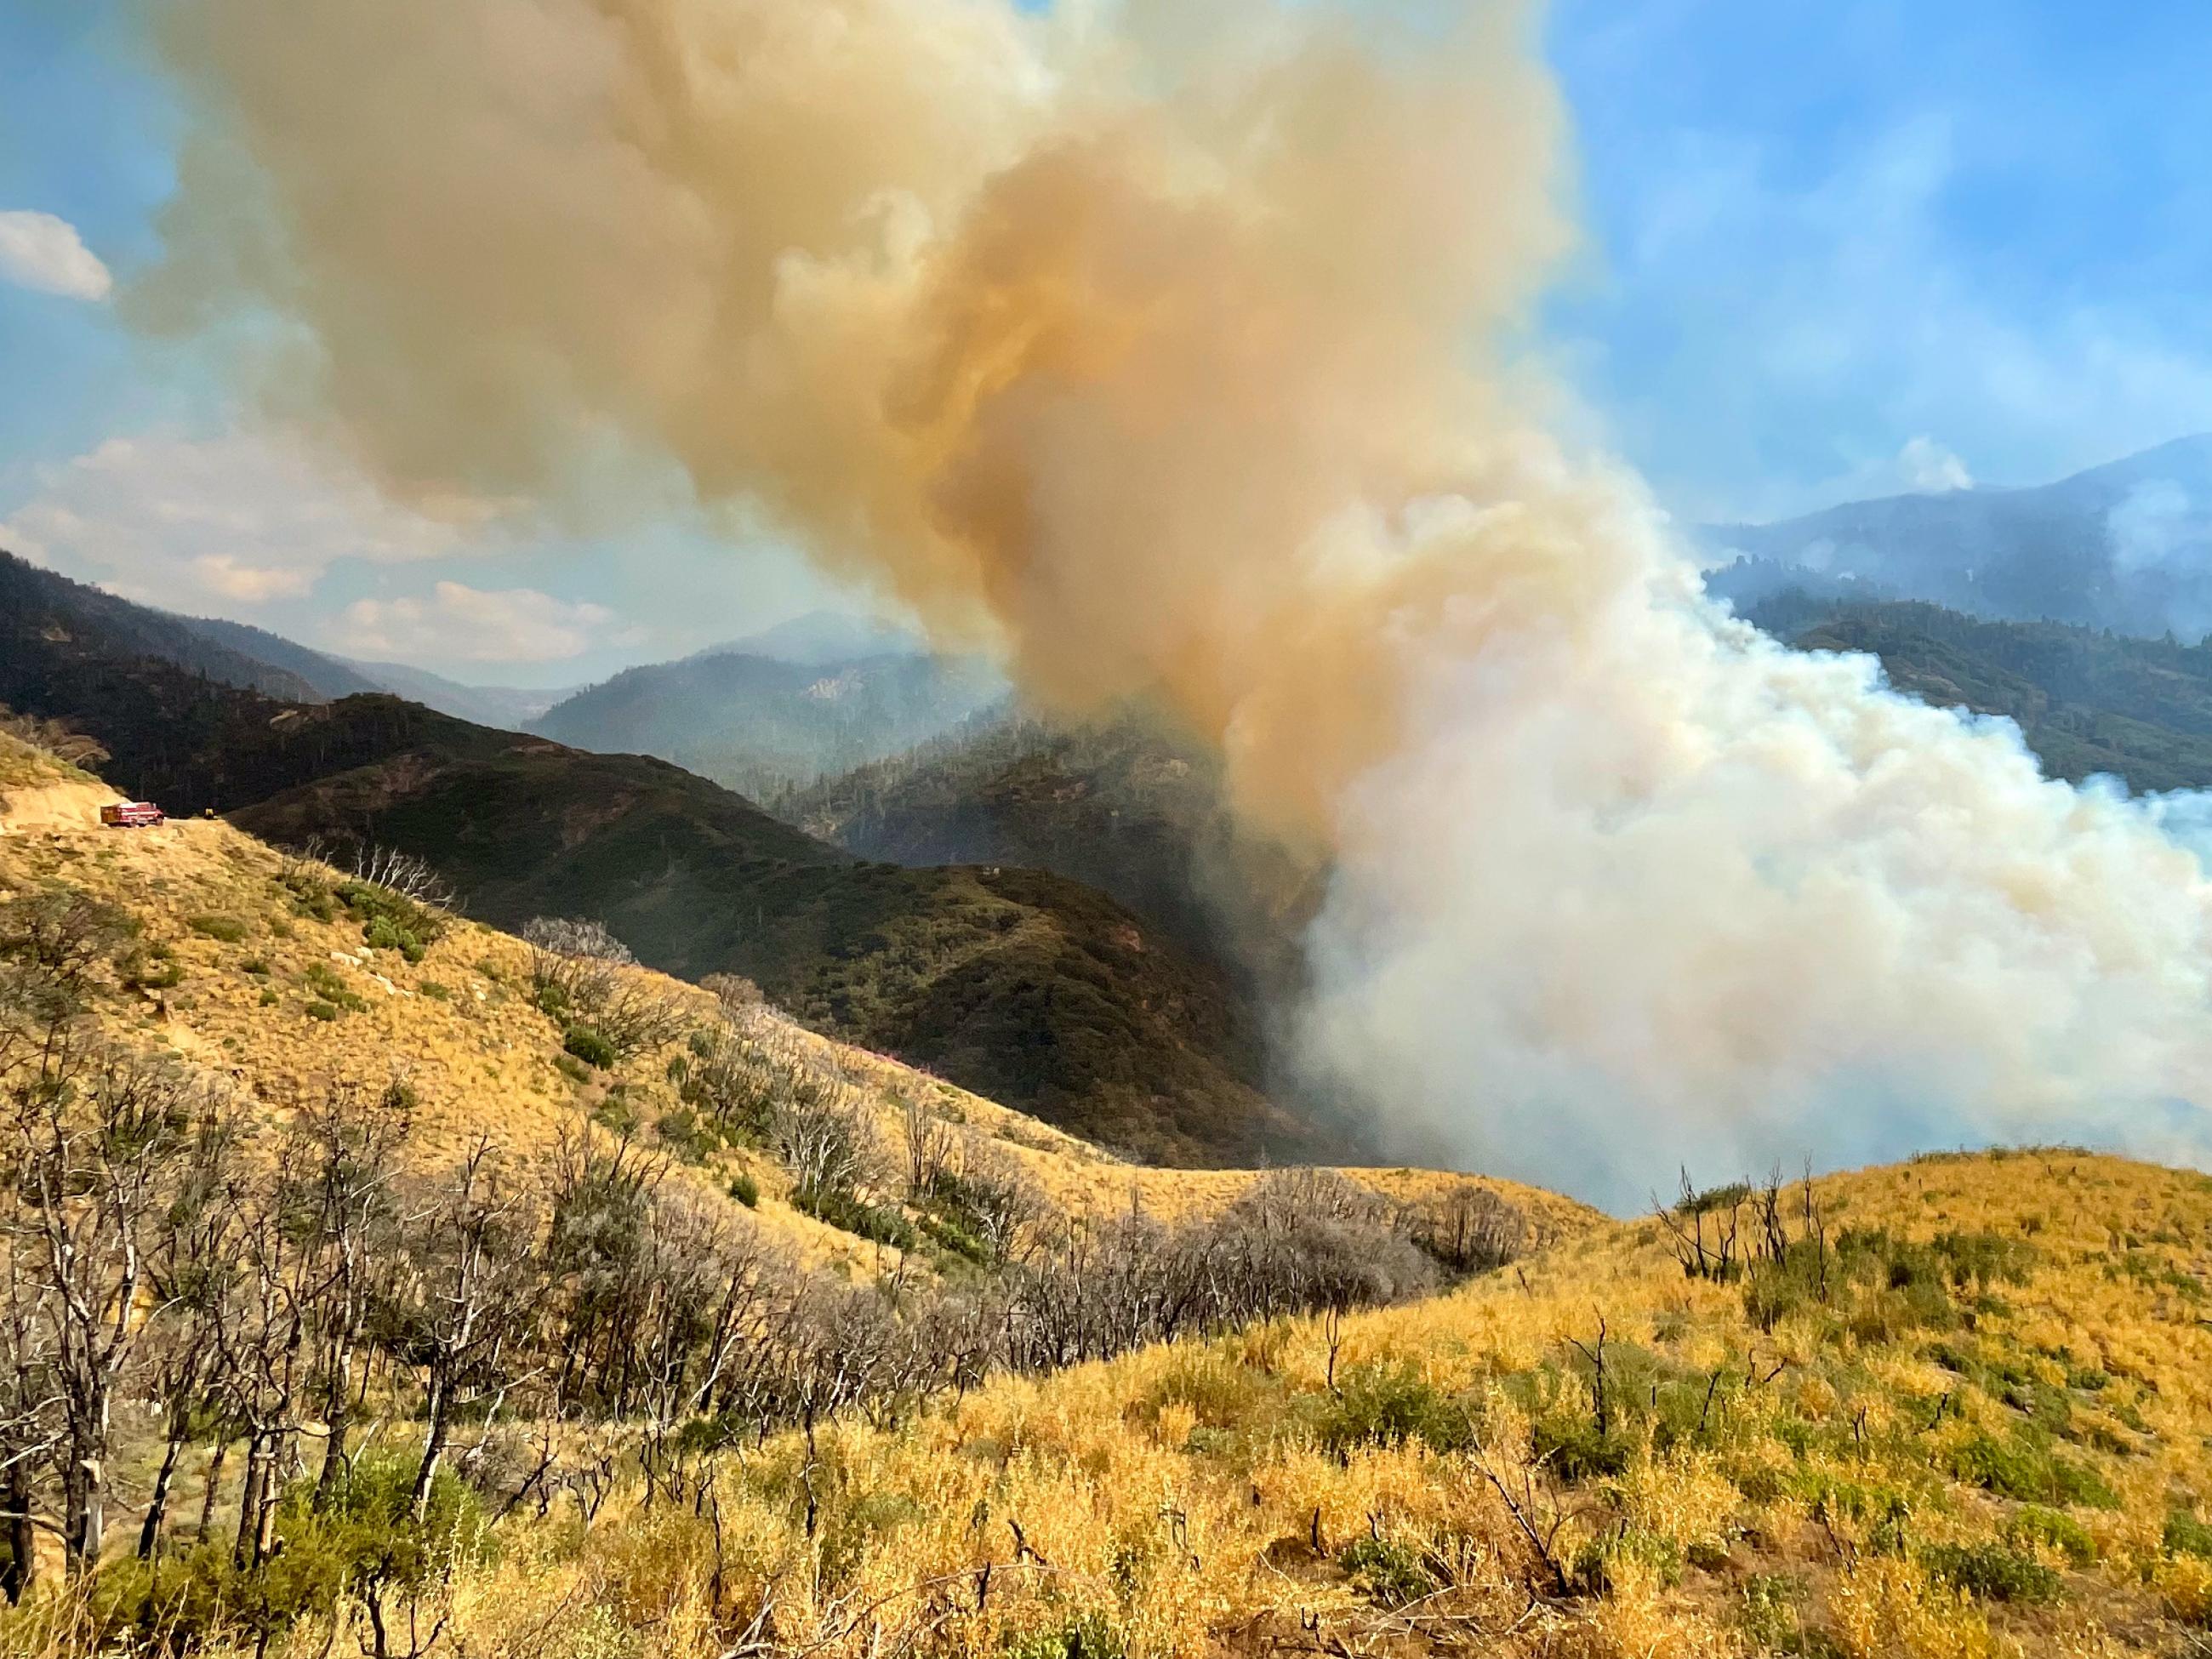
top-left (1532, 1413), bottom-right (1632, 1484)
top-left (282, 869), bottom-right (339, 921)
top-left (1950, 1433), bottom-right (2118, 1509)
top-left (2007, 1505), bottom-right (2095, 1566)
top-left (305, 1001), bottom-right (339, 1023)
top-left (302, 961), bottom-right (368, 1013)
top-left (1738, 1573), bottom-right (1805, 1650)
top-left (1001, 1612), bottom-right (1126, 1659)
top-left (419, 979), bottom-right (451, 1001)
top-left (336, 879), bottom-right (446, 963)
top-left (920, 1211), bottom-right (992, 1264)
top-left (1337, 1534), bottom-right (1439, 1606)
top-left (2166, 1511), bottom-right (2212, 1561)
top-left (656, 1104), bottom-right (743, 1162)
top-left (591, 1092), bottom-right (640, 1137)
top-left (125, 941), bottom-right (185, 991)
top-left (187, 914), bottom-right (248, 943)
top-left (563, 1025), bottom-right (618, 1069)
top-left (259, 987), bottom-right (279, 1006)
top-left (1931, 1230), bottom-right (2038, 1290)
top-left (793, 1182), bottom-right (918, 1250)
top-left (81, 1452), bottom-right (488, 1653)
top-left (1921, 1541), bottom-right (2062, 1604)
top-left (1679, 1181), bottom-right (1752, 1217)
top-left (728, 1171), bottom-right (761, 1208)
top-left (240, 956), bottom-right (271, 977)
top-left (363, 914), bottom-right (425, 962)
top-left (1315, 1360), bottom-right (1474, 1455)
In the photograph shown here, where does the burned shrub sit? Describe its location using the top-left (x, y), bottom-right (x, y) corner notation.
top-left (522, 916), bottom-right (688, 1059)
top-left (1415, 1184), bottom-right (1530, 1274)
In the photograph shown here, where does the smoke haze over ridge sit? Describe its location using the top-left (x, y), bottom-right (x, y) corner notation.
top-left (139, 0), bottom-right (2212, 1206)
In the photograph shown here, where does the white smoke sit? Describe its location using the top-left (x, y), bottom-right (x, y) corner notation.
top-left (1297, 514), bottom-right (2212, 1205)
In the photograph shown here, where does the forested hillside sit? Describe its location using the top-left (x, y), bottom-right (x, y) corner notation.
top-left (779, 709), bottom-right (1324, 1003)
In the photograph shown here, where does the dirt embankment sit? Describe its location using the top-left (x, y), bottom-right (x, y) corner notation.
top-left (0, 778), bottom-right (121, 835)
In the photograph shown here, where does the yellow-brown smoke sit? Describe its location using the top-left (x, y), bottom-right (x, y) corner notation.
top-left (143, 0), bottom-right (2212, 1201)
top-left (141, 0), bottom-right (1580, 831)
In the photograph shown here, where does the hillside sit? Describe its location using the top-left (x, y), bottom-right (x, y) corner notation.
top-left (1706, 433), bottom-right (2212, 636)
top-left (0, 737), bottom-right (1570, 1246)
top-left (0, 549), bottom-right (1323, 1164)
top-left (0, 553), bottom-right (328, 704)
top-left (533, 643), bottom-right (1005, 799)
top-left (0, 732), bottom-right (1608, 1653)
top-left (230, 746), bottom-right (1312, 1163)
top-left (579, 1146), bottom-right (2202, 1659)
top-left (1753, 592), bottom-right (2212, 793)
top-left (12, 693), bottom-right (2212, 1659)
top-left (0, 552), bottom-right (563, 727)
top-left (779, 708), bottom-right (1323, 995)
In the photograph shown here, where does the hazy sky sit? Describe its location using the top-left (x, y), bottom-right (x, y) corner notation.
top-left (1, 0), bottom-right (2206, 685)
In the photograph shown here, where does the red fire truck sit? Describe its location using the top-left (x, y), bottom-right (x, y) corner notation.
top-left (100, 801), bottom-right (166, 829)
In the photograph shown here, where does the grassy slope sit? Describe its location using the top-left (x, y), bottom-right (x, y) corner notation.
top-left (272, 1145), bottom-right (2211, 1659)
top-left (1754, 592), bottom-right (2212, 792)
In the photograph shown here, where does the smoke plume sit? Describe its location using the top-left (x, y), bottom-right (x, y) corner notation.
top-left (142, 0), bottom-right (2212, 1206)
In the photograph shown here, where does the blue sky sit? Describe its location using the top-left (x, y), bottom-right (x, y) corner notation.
top-left (2, 0), bottom-right (2207, 685)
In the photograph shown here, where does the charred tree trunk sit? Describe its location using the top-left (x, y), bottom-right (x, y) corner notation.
top-left (409, 1380), bottom-right (452, 1519)
top-left (1, 1454), bottom-right (34, 1604)
top-left (136, 1412), bottom-right (190, 1559)
top-left (233, 1433), bottom-right (269, 1568)
top-left (195, 1438), bottom-right (228, 1541)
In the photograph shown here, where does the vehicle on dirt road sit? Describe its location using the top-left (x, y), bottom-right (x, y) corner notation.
top-left (100, 801), bottom-right (166, 829)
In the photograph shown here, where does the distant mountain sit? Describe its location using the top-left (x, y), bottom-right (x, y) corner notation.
top-left (0, 546), bottom-right (1325, 1164)
top-left (1706, 434), bottom-right (2212, 636)
top-left (533, 644), bottom-right (1006, 798)
top-left (1752, 590), bottom-right (2212, 793)
top-left (334, 657), bottom-right (577, 728)
top-left (166, 613), bottom-right (388, 700)
top-left (168, 613), bottom-right (576, 727)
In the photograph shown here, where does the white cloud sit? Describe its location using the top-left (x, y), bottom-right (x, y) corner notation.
top-left (1897, 436), bottom-right (1972, 494)
top-left (0, 210), bottom-right (113, 301)
top-left (340, 582), bottom-right (616, 664)
top-left (0, 430), bottom-right (474, 611)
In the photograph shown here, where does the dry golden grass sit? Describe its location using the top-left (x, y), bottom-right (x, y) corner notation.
top-left (56, 1146), bottom-right (2191, 1659)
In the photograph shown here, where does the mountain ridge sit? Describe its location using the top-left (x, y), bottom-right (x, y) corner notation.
top-left (1705, 432), bottom-right (2212, 636)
